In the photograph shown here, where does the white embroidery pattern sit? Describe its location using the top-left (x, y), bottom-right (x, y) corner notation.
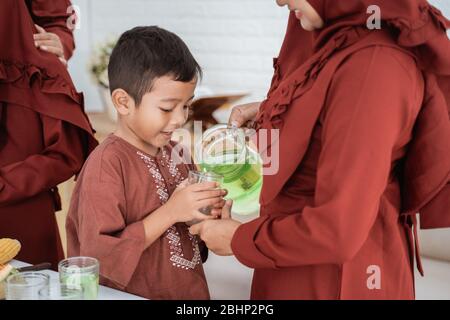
top-left (137, 148), bottom-right (201, 271)
top-left (161, 148), bottom-right (183, 183)
top-left (167, 225), bottom-right (201, 270)
top-left (137, 151), bottom-right (169, 203)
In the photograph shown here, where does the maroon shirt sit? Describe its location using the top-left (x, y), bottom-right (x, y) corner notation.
top-left (67, 135), bottom-right (210, 300)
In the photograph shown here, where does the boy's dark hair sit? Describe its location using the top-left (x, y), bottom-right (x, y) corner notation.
top-left (108, 26), bottom-right (202, 106)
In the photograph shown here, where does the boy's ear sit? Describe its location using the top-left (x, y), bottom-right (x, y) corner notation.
top-left (111, 89), bottom-right (135, 115)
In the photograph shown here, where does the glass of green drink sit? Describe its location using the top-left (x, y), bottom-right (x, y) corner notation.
top-left (58, 257), bottom-right (99, 300)
top-left (188, 170), bottom-right (224, 215)
top-left (195, 124), bottom-right (263, 215)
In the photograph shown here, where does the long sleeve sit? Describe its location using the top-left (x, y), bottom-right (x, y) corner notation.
top-left (29, 0), bottom-right (76, 59)
top-left (0, 114), bottom-right (85, 207)
top-left (73, 158), bottom-right (146, 290)
top-left (231, 47), bottom-right (423, 269)
top-left (419, 77), bottom-right (450, 229)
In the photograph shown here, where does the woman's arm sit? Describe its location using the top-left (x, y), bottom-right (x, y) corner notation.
top-left (231, 47), bottom-right (422, 268)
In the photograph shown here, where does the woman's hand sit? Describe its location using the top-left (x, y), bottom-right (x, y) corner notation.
top-left (34, 24), bottom-right (67, 67)
top-left (189, 199), bottom-right (240, 256)
top-left (228, 102), bottom-right (261, 128)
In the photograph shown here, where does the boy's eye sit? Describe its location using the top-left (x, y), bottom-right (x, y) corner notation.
top-left (159, 105), bottom-right (191, 113)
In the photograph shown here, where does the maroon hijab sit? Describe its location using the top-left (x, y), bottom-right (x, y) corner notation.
top-left (258, 0), bottom-right (449, 129)
top-left (308, 0), bottom-right (450, 103)
top-left (271, 12), bottom-right (314, 88)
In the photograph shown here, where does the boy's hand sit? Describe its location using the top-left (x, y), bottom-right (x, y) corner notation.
top-left (34, 24), bottom-right (67, 67)
top-left (172, 178), bottom-right (188, 194)
top-left (167, 181), bottom-right (227, 224)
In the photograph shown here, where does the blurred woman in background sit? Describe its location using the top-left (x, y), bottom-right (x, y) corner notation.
top-left (0, 0), bottom-right (97, 269)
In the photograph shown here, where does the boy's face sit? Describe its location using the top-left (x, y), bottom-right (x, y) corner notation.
top-left (117, 75), bottom-right (196, 151)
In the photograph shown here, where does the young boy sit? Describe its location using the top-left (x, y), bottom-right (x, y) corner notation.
top-left (66, 26), bottom-right (228, 300)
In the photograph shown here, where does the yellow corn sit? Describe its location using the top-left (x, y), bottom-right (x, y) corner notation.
top-left (0, 281), bottom-right (5, 300)
top-left (0, 238), bottom-right (21, 264)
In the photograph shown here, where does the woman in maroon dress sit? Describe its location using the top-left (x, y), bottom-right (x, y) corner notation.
top-left (0, 0), bottom-right (97, 269)
top-left (191, 0), bottom-right (450, 299)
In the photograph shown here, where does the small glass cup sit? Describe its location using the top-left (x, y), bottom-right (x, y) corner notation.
top-left (39, 281), bottom-right (84, 300)
top-left (58, 257), bottom-right (99, 300)
top-left (188, 170), bottom-right (224, 215)
top-left (5, 272), bottom-right (50, 300)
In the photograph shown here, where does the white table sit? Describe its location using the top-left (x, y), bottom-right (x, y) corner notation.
top-left (10, 260), bottom-right (146, 300)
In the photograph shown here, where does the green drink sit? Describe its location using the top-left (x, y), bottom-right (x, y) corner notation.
top-left (60, 273), bottom-right (99, 300)
top-left (197, 125), bottom-right (262, 215)
top-left (58, 257), bottom-right (99, 300)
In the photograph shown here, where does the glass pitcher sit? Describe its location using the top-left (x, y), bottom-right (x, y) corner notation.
top-left (195, 124), bottom-right (262, 215)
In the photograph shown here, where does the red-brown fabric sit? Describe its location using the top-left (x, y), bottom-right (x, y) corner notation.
top-left (310, 0), bottom-right (450, 228)
top-left (0, 0), bottom-right (98, 269)
top-left (306, 0), bottom-right (450, 230)
top-left (232, 1), bottom-right (450, 299)
top-left (254, 0), bottom-right (450, 225)
top-left (307, 0), bottom-right (450, 106)
top-left (0, 0), bottom-right (97, 142)
top-left (0, 104), bottom-right (87, 269)
top-left (67, 135), bottom-right (210, 300)
top-left (269, 12), bottom-right (314, 93)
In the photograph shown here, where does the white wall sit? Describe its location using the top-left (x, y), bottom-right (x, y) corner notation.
top-left (69, 0), bottom-right (450, 112)
top-left (69, 0), bottom-right (290, 112)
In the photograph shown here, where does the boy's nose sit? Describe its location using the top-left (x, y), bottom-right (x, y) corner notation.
top-left (171, 110), bottom-right (188, 128)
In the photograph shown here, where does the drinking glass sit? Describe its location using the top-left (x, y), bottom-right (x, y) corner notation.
top-left (188, 170), bottom-right (224, 215)
top-left (39, 281), bottom-right (84, 300)
top-left (58, 257), bottom-right (99, 300)
top-left (5, 272), bottom-right (50, 300)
